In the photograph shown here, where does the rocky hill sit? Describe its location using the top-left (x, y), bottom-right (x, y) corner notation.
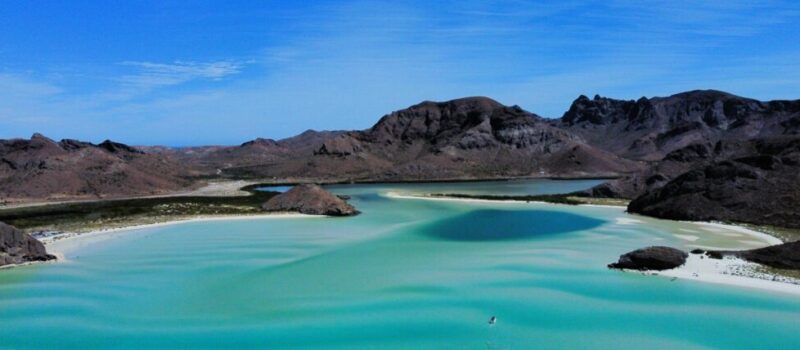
top-left (147, 130), bottom-right (345, 176)
top-left (627, 137), bottom-right (800, 228)
top-left (558, 90), bottom-right (800, 161)
top-left (262, 184), bottom-right (358, 216)
top-left (0, 134), bottom-right (193, 203)
top-left (233, 97), bottom-right (641, 181)
top-left (570, 91), bottom-right (800, 208)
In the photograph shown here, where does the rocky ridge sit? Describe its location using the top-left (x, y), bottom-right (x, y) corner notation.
top-left (0, 134), bottom-right (192, 202)
top-left (242, 97), bottom-right (640, 181)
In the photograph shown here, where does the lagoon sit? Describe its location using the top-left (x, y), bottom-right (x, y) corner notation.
top-left (1, 180), bottom-right (799, 349)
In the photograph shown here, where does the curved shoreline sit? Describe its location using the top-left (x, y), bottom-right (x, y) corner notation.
top-left (385, 191), bottom-right (800, 295)
top-left (42, 213), bottom-right (318, 261)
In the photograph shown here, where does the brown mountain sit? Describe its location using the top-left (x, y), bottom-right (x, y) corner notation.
top-left (568, 91), bottom-right (800, 199)
top-left (0, 134), bottom-right (192, 203)
top-left (230, 97), bottom-right (641, 181)
top-left (558, 90), bottom-right (800, 161)
top-left (3, 91), bottom-right (797, 230)
top-left (146, 130), bottom-right (345, 176)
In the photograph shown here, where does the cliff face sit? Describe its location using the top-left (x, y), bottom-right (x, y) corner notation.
top-left (0, 134), bottom-right (192, 203)
top-left (262, 184), bottom-right (358, 216)
top-left (0, 222), bottom-right (55, 266)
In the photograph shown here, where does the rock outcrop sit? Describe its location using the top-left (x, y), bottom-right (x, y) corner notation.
top-left (262, 184), bottom-right (358, 216)
top-left (627, 137), bottom-right (800, 228)
top-left (1, 222), bottom-right (56, 266)
top-left (608, 246), bottom-right (688, 271)
top-left (701, 241), bottom-right (800, 270)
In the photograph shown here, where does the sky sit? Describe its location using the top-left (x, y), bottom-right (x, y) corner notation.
top-left (1, 0), bottom-right (799, 146)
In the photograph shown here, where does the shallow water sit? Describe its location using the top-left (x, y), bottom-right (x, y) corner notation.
top-left (1, 180), bottom-right (799, 349)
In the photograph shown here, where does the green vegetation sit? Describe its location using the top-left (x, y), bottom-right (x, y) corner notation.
top-left (0, 189), bottom-right (279, 233)
top-left (428, 193), bottom-right (584, 205)
top-left (566, 196), bottom-right (630, 207)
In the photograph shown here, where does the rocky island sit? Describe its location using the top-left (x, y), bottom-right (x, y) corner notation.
top-left (608, 246), bottom-right (688, 271)
top-left (262, 184), bottom-right (359, 216)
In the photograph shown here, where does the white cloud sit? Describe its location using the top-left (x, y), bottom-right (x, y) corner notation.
top-left (118, 60), bottom-right (244, 89)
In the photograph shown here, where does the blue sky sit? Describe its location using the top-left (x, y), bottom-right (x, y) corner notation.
top-left (1, 0), bottom-right (799, 146)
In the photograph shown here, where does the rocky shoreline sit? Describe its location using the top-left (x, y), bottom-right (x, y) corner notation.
top-left (0, 222), bottom-right (56, 267)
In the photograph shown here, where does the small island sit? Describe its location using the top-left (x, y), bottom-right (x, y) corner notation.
top-left (262, 184), bottom-right (359, 216)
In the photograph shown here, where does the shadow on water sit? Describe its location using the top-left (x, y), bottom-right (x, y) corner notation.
top-left (420, 209), bottom-right (606, 242)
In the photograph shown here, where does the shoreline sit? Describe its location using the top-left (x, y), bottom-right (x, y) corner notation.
top-left (1, 176), bottom-right (614, 210)
top-left (0, 180), bottom-right (261, 210)
top-left (384, 191), bottom-right (627, 209)
top-left (42, 213), bottom-right (318, 260)
top-left (657, 255), bottom-right (800, 296)
top-left (386, 191), bottom-right (800, 295)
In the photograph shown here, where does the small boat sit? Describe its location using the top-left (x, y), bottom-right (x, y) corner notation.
top-left (488, 316), bottom-right (497, 325)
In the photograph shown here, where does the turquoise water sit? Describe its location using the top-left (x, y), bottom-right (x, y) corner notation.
top-left (1, 180), bottom-right (799, 349)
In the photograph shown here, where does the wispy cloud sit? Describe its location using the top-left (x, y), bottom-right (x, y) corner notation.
top-left (1, 1), bottom-right (799, 145)
top-left (118, 60), bottom-right (244, 89)
top-left (0, 73), bottom-right (62, 97)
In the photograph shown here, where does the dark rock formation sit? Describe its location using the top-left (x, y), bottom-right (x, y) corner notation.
top-left (608, 246), bottom-right (688, 271)
top-left (700, 241), bottom-right (800, 270)
top-left (567, 91), bottom-right (800, 229)
top-left (735, 241), bottom-right (800, 270)
top-left (262, 184), bottom-right (358, 216)
top-left (628, 137), bottom-right (800, 228)
top-left (1, 222), bottom-right (56, 266)
top-left (559, 90), bottom-right (800, 161)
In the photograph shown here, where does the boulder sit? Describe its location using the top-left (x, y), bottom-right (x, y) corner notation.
top-left (262, 184), bottom-right (358, 216)
top-left (1, 222), bottom-right (56, 267)
top-left (608, 246), bottom-right (688, 271)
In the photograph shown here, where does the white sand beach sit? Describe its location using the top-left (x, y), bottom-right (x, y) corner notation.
top-left (658, 254), bottom-right (800, 296)
top-left (44, 213), bottom-right (317, 258)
